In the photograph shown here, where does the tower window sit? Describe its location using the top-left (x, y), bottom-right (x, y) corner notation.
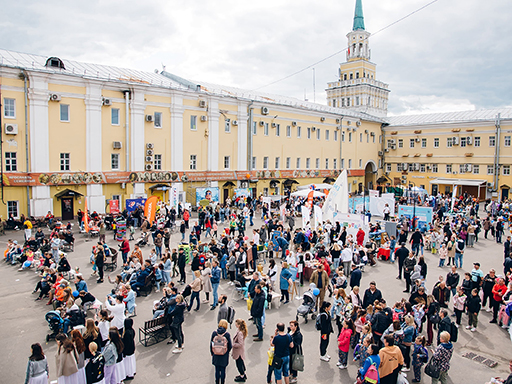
top-left (356, 72), bottom-right (359, 79)
top-left (343, 74), bottom-right (347, 81)
top-left (333, 99), bottom-right (336, 108)
top-left (349, 73), bottom-right (353, 80)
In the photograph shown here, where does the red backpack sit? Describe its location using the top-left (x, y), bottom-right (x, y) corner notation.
top-left (364, 357), bottom-right (379, 384)
top-left (212, 332), bottom-right (228, 355)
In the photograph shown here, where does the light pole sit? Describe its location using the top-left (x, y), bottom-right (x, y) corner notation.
top-left (409, 181), bottom-right (416, 231)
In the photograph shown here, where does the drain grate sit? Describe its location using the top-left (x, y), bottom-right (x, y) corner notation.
top-left (462, 352), bottom-right (497, 368)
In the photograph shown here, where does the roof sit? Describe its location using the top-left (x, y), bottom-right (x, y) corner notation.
top-left (429, 178), bottom-right (487, 186)
top-left (386, 108), bottom-right (512, 127)
top-left (0, 49), bottom-right (188, 90)
top-left (162, 72), bottom-right (384, 122)
top-left (353, 0), bottom-right (366, 31)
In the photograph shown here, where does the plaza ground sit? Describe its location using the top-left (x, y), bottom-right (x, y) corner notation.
top-left (1, 216), bottom-right (511, 384)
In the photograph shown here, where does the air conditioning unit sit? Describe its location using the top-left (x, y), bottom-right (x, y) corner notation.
top-left (378, 151), bottom-right (384, 156)
top-left (384, 148), bottom-right (390, 153)
top-left (402, 163), bottom-right (408, 169)
top-left (145, 114), bottom-right (154, 122)
top-left (200, 115), bottom-right (207, 122)
top-left (146, 149), bottom-right (154, 156)
top-left (146, 143), bottom-right (154, 149)
top-left (415, 137), bottom-right (420, 143)
top-left (335, 126), bottom-right (341, 130)
top-left (364, 129), bottom-right (369, 134)
top-left (271, 123), bottom-right (277, 128)
top-left (292, 121), bottom-right (297, 126)
top-left (259, 121), bottom-right (265, 127)
top-left (145, 164), bottom-right (153, 171)
top-left (225, 118), bottom-right (230, 123)
top-left (452, 137), bottom-right (459, 145)
top-left (390, 144), bottom-right (396, 150)
top-left (145, 156), bottom-right (153, 162)
top-left (346, 127), bottom-right (352, 132)
top-left (311, 126), bottom-right (316, 131)
top-left (487, 182), bottom-right (494, 188)
top-left (335, 118), bottom-right (341, 124)
top-left (261, 106), bottom-right (269, 115)
top-left (356, 121), bottom-right (361, 127)
top-left (232, 120), bottom-right (238, 126)
top-left (320, 117), bottom-right (325, 122)
top-left (199, 100), bottom-right (207, 108)
top-left (467, 137), bottom-right (472, 145)
top-left (452, 171), bottom-right (458, 175)
top-left (49, 93), bottom-right (61, 102)
top-left (112, 141), bottom-right (122, 149)
top-left (4, 123), bottom-right (18, 135)
top-left (102, 98), bottom-right (112, 106)
top-left (370, 132), bottom-right (375, 136)
top-left (390, 139), bottom-right (396, 144)
top-left (427, 165), bottom-right (432, 170)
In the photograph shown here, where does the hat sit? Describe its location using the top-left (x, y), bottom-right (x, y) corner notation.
top-left (13, 240), bottom-right (17, 244)
top-left (473, 262), bottom-right (480, 267)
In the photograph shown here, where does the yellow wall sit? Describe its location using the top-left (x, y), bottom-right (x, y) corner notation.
top-left (182, 107), bottom-right (208, 170)
top-left (101, 99), bottom-right (127, 171)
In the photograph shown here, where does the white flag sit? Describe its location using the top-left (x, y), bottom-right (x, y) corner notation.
top-left (322, 169), bottom-right (349, 222)
top-left (314, 205), bottom-right (323, 227)
top-left (451, 185), bottom-right (458, 211)
top-left (301, 205), bottom-right (310, 229)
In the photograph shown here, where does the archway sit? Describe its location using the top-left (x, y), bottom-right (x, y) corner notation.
top-left (364, 160), bottom-right (377, 191)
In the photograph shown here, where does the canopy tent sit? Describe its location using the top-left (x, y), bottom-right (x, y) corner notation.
top-left (291, 189), bottom-right (326, 198)
top-left (429, 178), bottom-right (487, 186)
top-left (297, 183), bottom-right (333, 191)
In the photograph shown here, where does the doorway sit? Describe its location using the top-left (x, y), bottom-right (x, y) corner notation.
top-left (223, 189), bottom-right (229, 203)
top-left (61, 198), bottom-right (74, 221)
top-left (432, 185), bottom-right (438, 196)
top-left (502, 188), bottom-right (509, 201)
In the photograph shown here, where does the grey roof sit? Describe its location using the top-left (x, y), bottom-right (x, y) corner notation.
top-left (386, 108), bottom-right (512, 127)
top-left (0, 48), bottom-right (187, 90)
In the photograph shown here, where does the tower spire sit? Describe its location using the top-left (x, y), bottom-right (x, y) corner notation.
top-left (352, 0), bottom-right (365, 31)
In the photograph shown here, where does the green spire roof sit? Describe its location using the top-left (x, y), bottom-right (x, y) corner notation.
top-left (352, 0), bottom-right (365, 31)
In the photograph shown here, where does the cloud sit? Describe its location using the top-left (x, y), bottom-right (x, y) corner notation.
top-left (389, 95), bottom-right (476, 116)
top-left (1, 0), bottom-right (511, 115)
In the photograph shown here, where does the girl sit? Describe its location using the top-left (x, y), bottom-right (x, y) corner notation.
top-left (232, 319), bottom-right (248, 382)
top-left (55, 334), bottom-right (80, 384)
top-left (188, 270), bottom-right (203, 311)
top-left (337, 319), bottom-right (355, 369)
top-left (412, 301), bottom-right (426, 333)
top-left (411, 335), bottom-right (428, 383)
top-left (95, 310), bottom-right (112, 347)
top-left (453, 286), bottom-right (467, 327)
top-left (102, 328), bottom-right (122, 384)
top-left (289, 320), bottom-right (303, 383)
top-left (162, 255), bottom-right (172, 286)
top-left (24, 343), bottom-right (49, 384)
top-left (70, 330), bottom-right (87, 382)
top-left (333, 289), bottom-right (346, 336)
top-left (202, 261), bottom-right (213, 304)
top-left (155, 263), bottom-right (163, 292)
top-left (401, 315), bottom-right (416, 372)
top-left (438, 243), bottom-right (447, 267)
top-left (353, 334), bottom-right (371, 368)
top-left (267, 259), bottom-right (278, 291)
top-left (357, 344), bottom-right (380, 384)
top-left (353, 309), bottom-right (366, 348)
top-left (111, 328), bottom-right (125, 383)
top-left (122, 319), bottom-right (136, 380)
top-left (85, 342), bottom-right (104, 384)
top-left (83, 319), bottom-right (102, 358)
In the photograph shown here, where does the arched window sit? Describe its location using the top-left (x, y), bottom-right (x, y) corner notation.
top-left (45, 57), bottom-right (65, 69)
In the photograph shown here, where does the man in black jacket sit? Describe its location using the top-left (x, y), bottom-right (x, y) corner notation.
top-left (403, 253), bottom-right (416, 293)
top-left (410, 228), bottom-right (423, 257)
top-left (505, 236), bottom-right (511, 259)
top-left (251, 285), bottom-right (265, 341)
top-left (482, 269), bottom-right (497, 311)
top-left (437, 309), bottom-right (451, 345)
top-left (446, 266), bottom-right (460, 299)
top-left (395, 243), bottom-right (409, 280)
top-left (350, 264), bottom-right (362, 289)
top-left (177, 248), bottom-right (187, 284)
top-left (362, 281), bottom-right (382, 309)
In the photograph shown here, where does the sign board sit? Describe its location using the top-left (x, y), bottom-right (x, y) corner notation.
top-left (398, 205), bottom-right (433, 231)
top-left (195, 187), bottom-right (219, 206)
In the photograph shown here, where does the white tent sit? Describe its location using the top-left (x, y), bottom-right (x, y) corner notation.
top-left (297, 183), bottom-right (333, 191)
top-left (290, 189), bottom-right (326, 198)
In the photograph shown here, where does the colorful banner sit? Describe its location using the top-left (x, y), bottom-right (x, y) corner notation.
top-left (369, 190), bottom-right (379, 198)
top-left (83, 198), bottom-right (89, 233)
top-left (195, 187), bottom-right (219, 206)
top-left (144, 196), bottom-right (158, 225)
top-left (280, 203), bottom-right (287, 223)
top-left (126, 198), bottom-right (146, 213)
top-left (331, 212), bottom-right (368, 243)
top-left (369, 193), bottom-right (395, 217)
top-left (314, 205), bottom-right (323, 227)
top-left (349, 196), bottom-right (370, 214)
top-left (170, 187), bottom-right (179, 209)
top-left (109, 199), bottom-right (120, 214)
top-left (398, 205), bottom-right (433, 231)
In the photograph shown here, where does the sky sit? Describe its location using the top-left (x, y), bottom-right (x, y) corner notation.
top-left (1, 0), bottom-right (511, 116)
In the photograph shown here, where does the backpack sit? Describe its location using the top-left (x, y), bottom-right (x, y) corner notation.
top-left (212, 332), bottom-right (228, 355)
top-left (315, 313), bottom-right (324, 331)
top-left (227, 306), bottom-right (236, 326)
top-left (450, 321), bottom-right (458, 342)
top-left (86, 353), bottom-right (105, 384)
top-left (364, 359), bottom-right (379, 384)
top-left (506, 302), bottom-right (512, 317)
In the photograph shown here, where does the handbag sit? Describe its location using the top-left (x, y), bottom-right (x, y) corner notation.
top-left (291, 353), bottom-right (304, 372)
top-left (424, 359), bottom-right (440, 379)
top-left (272, 355), bottom-right (283, 370)
top-left (429, 313), bottom-right (440, 324)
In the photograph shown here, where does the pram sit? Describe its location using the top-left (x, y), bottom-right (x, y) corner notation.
top-left (180, 284), bottom-right (191, 307)
top-left (45, 310), bottom-right (64, 342)
top-left (135, 232), bottom-right (149, 247)
top-left (296, 290), bottom-right (317, 324)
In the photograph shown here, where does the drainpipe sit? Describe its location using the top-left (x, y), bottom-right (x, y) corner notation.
top-left (494, 113), bottom-right (501, 198)
top-left (124, 91), bottom-right (130, 171)
top-left (338, 117), bottom-right (343, 172)
top-left (0, 86), bottom-right (4, 204)
top-left (247, 101), bottom-right (254, 170)
top-left (22, 71), bottom-right (30, 216)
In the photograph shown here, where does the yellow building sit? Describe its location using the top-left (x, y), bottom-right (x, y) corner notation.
top-left (0, 49), bottom-right (383, 219)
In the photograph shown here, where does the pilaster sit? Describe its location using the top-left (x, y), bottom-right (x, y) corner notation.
top-left (207, 99), bottom-right (220, 171)
top-left (130, 89), bottom-right (146, 172)
top-left (170, 94), bottom-right (184, 171)
top-left (237, 102), bottom-right (248, 170)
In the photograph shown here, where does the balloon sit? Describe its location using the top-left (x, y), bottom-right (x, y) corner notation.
top-left (72, 290), bottom-right (79, 298)
top-left (313, 288), bottom-right (320, 296)
top-left (244, 236), bottom-right (249, 241)
top-left (309, 283), bottom-right (316, 290)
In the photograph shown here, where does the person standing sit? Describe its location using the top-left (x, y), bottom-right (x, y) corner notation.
top-left (410, 229), bottom-right (423, 257)
top-left (340, 245), bottom-right (352, 277)
top-left (482, 269), bottom-right (497, 312)
top-left (288, 320), bottom-right (303, 383)
top-left (120, 236), bottom-right (130, 265)
top-left (490, 278), bottom-right (507, 324)
top-left (378, 335), bottom-right (404, 384)
top-left (177, 248), bottom-right (187, 284)
top-left (318, 301), bottom-right (334, 362)
top-left (310, 264), bottom-right (329, 310)
top-left (279, 262), bottom-right (293, 305)
top-left (446, 266), bottom-right (460, 300)
top-left (210, 260), bottom-right (221, 310)
top-left (383, 203), bottom-right (391, 221)
top-left (330, 243), bottom-right (342, 272)
top-left (496, 218), bottom-right (504, 244)
top-left (430, 331), bottom-right (453, 384)
top-left (454, 235), bottom-right (465, 269)
top-left (251, 285), bottom-right (265, 341)
top-left (362, 281), bottom-right (383, 309)
top-left (271, 323), bottom-right (294, 384)
top-left (403, 252), bottom-right (417, 293)
top-left (122, 319), bottom-right (136, 380)
top-left (465, 288), bottom-right (481, 332)
top-left (395, 243), bottom-right (409, 280)
top-left (167, 294), bottom-right (186, 353)
top-left (210, 319), bottom-right (232, 384)
top-left (24, 343), bottom-right (49, 384)
top-left (95, 245), bottom-right (105, 283)
top-left (232, 319), bottom-right (248, 382)
top-left (337, 319), bottom-right (354, 369)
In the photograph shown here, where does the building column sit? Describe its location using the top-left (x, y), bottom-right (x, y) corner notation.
top-left (130, 88), bottom-right (146, 198)
top-left (170, 93), bottom-right (184, 171)
top-left (28, 73), bottom-right (53, 216)
top-left (85, 82), bottom-right (105, 213)
top-left (237, 102), bottom-right (248, 170)
top-left (207, 99), bottom-right (219, 171)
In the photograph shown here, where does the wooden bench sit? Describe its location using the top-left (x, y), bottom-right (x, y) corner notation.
top-left (139, 271), bottom-right (155, 297)
top-left (138, 316), bottom-right (169, 347)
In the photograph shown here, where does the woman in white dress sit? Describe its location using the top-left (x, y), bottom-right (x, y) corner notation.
top-left (55, 334), bottom-right (84, 384)
top-left (70, 330), bottom-right (87, 383)
top-left (25, 343), bottom-right (49, 384)
top-left (122, 319), bottom-right (136, 380)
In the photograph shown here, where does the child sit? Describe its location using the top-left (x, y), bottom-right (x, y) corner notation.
top-left (354, 334), bottom-right (372, 368)
top-left (155, 263), bottom-right (163, 292)
top-left (337, 319), bottom-right (354, 369)
top-left (353, 309), bottom-right (367, 348)
top-left (90, 246), bottom-right (97, 275)
top-left (266, 344), bottom-right (275, 384)
top-left (95, 310), bottom-right (112, 347)
top-left (412, 301), bottom-right (426, 332)
top-left (438, 243), bottom-right (447, 267)
top-left (129, 225), bottom-right (135, 241)
top-left (453, 286), bottom-right (467, 327)
top-left (411, 335), bottom-right (428, 383)
top-left (465, 288), bottom-right (481, 332)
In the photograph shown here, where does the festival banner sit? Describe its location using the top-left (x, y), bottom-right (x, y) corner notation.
top-left (83, 198), bottom-right (89, 233)
top-left (323, 169), bottom-right (349, 223)
top-left (126, 198), bottom-right (146, 213)
top-left (109, 199), bottom-right (120, 214)
top-left (195, 187), bottom-right (219, 206)
top-left (398, 205), bottom-right (433, 231)
top-left (144, 196), bottom-right (159, 225)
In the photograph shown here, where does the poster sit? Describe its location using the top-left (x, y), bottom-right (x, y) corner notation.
top-left (234, 188), bottom-right (252, 198)
top-left (369, 193), bottom-right (395, 217)
top-left (144, 196), bottom-right (158, 224)
top-left (331, 212), bottom-right (368, 243)
top-left (109, 199), bottom-right (120, 214)
top-left (349, 196), bottom-right (370, 214)
top-left (314, 205), bottom-right (323, 227)
top-left (398, 205), bottom-right (433, 231)
top-left (126, 198), bottom-right (146, 213)
top-left (195, 187), bottom-right (219, 206)
top-left (280, 203), bottom-right (287, 223)
top-left (170, 187), bottom-right (179, 209)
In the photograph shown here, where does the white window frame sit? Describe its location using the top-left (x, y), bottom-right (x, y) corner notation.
top-left (7, 200), bottom-right (18, 219)
top-left (252, 122), bottom-right (257, 135)
top-left (446, 164), bottom-right (452, 173)
top-left (275, 157), bottom-right (280, 169)
top-left (474, 137), bottom-right (480, 147)
top-left (316, 129), bottom-right (321, 140)
top-left (348, 159), bottom-right (352, 168)
top-left (307, 128), bottom-right (311, 139)
top-left (489, 136), bottom-right (496, 147)
top-left (5, 152), bottom-right (17, 171)
top-left (341, 159), bottom-right (345, 169)
top-left (264, 123), bottom-right (269, 136)
top-left (154, 112), bottom-right (162, 128)
top-left (251, 157), bottom-right (256, 169)
top-left (386, 163), bottom-right (392, 172)
top-left (447, 137), bottom-right (453, 148)
top-left (421, 138), bottom-right (427, 148)
top-left (60, 104), bottom-right (70, 122)
top-left (190, 115), bottom-right (197, 131)
top-left (503, 165), bottom-right (511, 175)
top-left (398, 139), bottom-right (403, 148)
top-left (359, 159), bottom-right (362, 168)
top-left (325, 130), bottom-right (330, 141)
top-left (190, 155), bottom-right (197, 170)
top-left (297, 126), bottom-right (301, 138)
top-left (60, 153), bottom-right (70, 171)
top-left (306, 158), bottom-right (311, 169)
top-left (325, 159), bottom-right (329, 169)
top-left (263, 156), bottom-right (269, 169)
top-left (286, 157), bottom-right (291, 169)
top-left (460, 137), bottom-right (467, 147)
top-left (432, 164), bottom-right (438, 173)
top-left (286, 125), bottom-right (291, 138)
top-left (111, 108), bottom-right (120, 125)
top-left (4, 98), bottom-right (15, 118)
top-left (225, 120), bottom-right (231, 133)
top-left (334, 130), bottom-right (338, 141)
top-left (472, 164), bottom-right (479, 174)
top-left (434, 138), bottom-right (439, 148)
top-left (296, 158), bottom-right (301, 169)
top-left (111, 153), bottom-right (120, 170)
top-left (505, 136), bottom-right (511, 147)
top-left (224, 156), bottom-right (230, 169)
top-left (333, 159), bottom-right (338, 169)
top-left (275, 124), bottom-right (280, 137)
top-left (315, 158), bottom-right (320, 168)
top-left (487, 165), bottom-right (494, 175)
top-left (409, 138), bottom-right (415, 148)
top-left (154, 154), bottom-right (162, 170)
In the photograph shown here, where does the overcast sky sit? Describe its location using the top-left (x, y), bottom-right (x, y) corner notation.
top-left (2, 0), bottom-right (511, 115)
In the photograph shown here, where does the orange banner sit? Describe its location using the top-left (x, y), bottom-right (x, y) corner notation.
top-left (83, 198), bottom-right (89, 233)
top-left (144, 196), bottom-right (158, 225)
top-left (306, 190), bottom-right (314, 208)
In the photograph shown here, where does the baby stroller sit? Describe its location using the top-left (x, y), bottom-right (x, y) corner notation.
top-left (296, 289), bottom-right (318, 324)
top-left (45, 310), bottom-right (64, 342)
top-left (180, 284), bottom-right (192, 307)
top-left (135, 232), bottom-right (149, 247)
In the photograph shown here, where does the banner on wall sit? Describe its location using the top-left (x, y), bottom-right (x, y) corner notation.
top-left (262, 197), bottom-right (271, 213)
top-left (126, 198), bottom-right (146, 213)
top-left (109, 199), bottom-right (120, 214)
top-left (144, 196), bottom-right (159, 224)
top-left (280, 203), bottom-right (287, 223)
top-left (398, 205), bottom-right (433, 231)
top-left (170, 187), bottom-right (179, 209)
top-left (369, 190), bottom-right (379, 198)
top-left (195, 187), bottom-right (219, 206)
top-left (301, 205), bottom-right (310, 229)
top-left (369, 193), bottom-right (395, 217)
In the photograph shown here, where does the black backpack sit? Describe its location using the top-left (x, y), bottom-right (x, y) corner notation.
top-left (450, 321), bottom-right (458, 342)
top-left (86, 353), bottom-right (105, 384)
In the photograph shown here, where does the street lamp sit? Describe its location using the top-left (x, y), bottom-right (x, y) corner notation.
top-left (409, 181), bottom-right (416, 231)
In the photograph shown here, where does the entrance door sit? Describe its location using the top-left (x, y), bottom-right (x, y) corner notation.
top-left (61, 198), bottom-right (74, 221)
top-left (502, 189), bottom-right (509, 201)
top-left (432, 185), bottom-right (438, 196)
top-left (223, 189), bottom-right (229, 203)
